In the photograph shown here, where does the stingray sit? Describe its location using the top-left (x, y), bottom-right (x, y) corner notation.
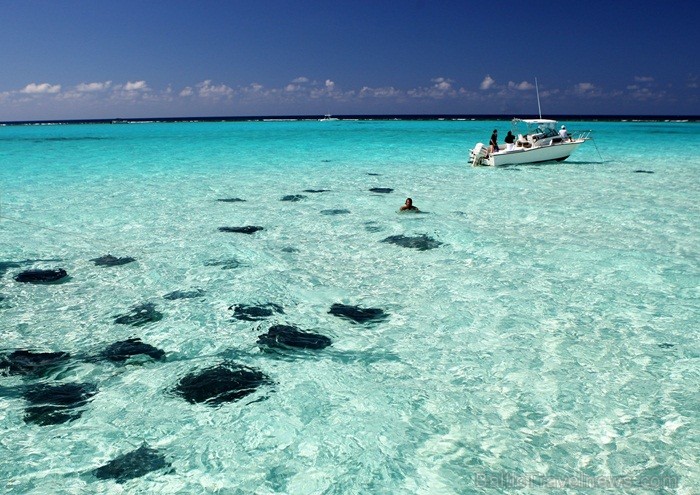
top-left (280, 195), bottom-right (307, 202)
top-left (257, 324), bottom-right (332, 350)
top-left (100, 338), bottom-right (166, 363)
top-left (14, 268), bottom-right (69, 284)
top-left (230, 303), bottom-right (284, 321)
top-left (218, 226), bottom-right (264, 234)
top-left (163, 288), bottom-right (205, 300)
top-left (90, 255), bottom-right (136, 267)
top-left (381, 234), bottom-right (442, 251)
top-left (0, 349), bottom-right (71, 377)
top-left (328, 303), bottom-right (389, 324)
top-left (114, 303), bottom-right (163, 326)
top-left (23, 382), bottom-right (97, 426)
top-left (369, 188), bottom-right (393, 193)
top-left (1, 259), bottom-right (62, 278)
top-left (320, 209), bottom-right (350, 215)
top-left (204, 258), bottom-right (243, 270)
top-left (364, 221), bottom-right (383, 233)
top-left (173, 362), bottom-right (270, 406)
top-left (92, 444), bottom-right (171, 483)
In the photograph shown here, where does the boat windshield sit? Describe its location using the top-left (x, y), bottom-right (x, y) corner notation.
top-left (534, 126), bottom-right (559, 138)
top-left (512, 119), bottom-right (560, 138)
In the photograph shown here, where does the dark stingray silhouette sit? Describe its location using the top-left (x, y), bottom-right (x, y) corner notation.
top-left (369, 187), bottom-right (393, 193)
top-left (218, 226), bottom-right (263, 234)
top-left (173, 362), bottom-right (270, 406)
top-left (257, 324), bottom-right (332, 350)
top-left (217, 197), bottom-right (246, 202)
top-left (1, 259), bottom-right (62, 278)
top-left (364, 221), bottom-right (383, 233)
top-left (230, 303), bottom-right (284, 321)
top-left (100, 338), bottom-right (166, 363)
top-left (381, 234), bottom-right (442, 251)
top-left (114, 303), bottom-right (163, 326)
top-left (163, 288), bottom-right (205, 300)
top-left (14, 268), bottom-right (69, 284)
top-left (23, 382), bottom-right (97, 426)
top-left (280, 195), bottom-right (307, 202)
top-left (92, 444), bottom-right (171, 483)
top-left (90, 255), bottom-right (136, 267)
top-left (328, 303), bottom-right (389, 324)
top-left (0, 349), bottom-right (71, 377)
top-left (320, 209), bottom-right (350, 215)
top-left (204, 258), bottom-right (243, 270)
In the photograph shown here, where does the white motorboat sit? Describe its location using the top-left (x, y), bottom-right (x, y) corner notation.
top-left (470, 118), bottom-right (591, 167)
top-left (319, 114), bottom-right (339, 122)
top-left (470, 78), bottom-right (592, 167)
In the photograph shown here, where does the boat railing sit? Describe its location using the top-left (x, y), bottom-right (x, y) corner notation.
top-left (572, 130), bottom-right (593, 140)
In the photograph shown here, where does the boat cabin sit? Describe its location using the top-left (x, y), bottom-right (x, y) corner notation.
top-left (513, 119), bottom-right (566, 148)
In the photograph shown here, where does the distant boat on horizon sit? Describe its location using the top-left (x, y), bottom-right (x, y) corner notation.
top-left (319, 114), bottom-right (339, 122)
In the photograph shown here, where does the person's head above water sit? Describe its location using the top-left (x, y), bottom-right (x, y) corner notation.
top-left (400, 197), bottom-right (419, 211)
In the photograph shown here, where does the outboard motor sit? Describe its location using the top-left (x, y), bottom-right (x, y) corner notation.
top-left (470, 142), bottom-right (488, 166)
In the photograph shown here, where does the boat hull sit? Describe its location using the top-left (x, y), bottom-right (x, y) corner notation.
top-left (482, 140), bottom-right (585, 167)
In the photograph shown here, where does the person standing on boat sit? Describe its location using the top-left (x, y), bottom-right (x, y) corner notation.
top-left (504, 130), bottom-right (516, 151)
top-left (489, 129), bottom-right (499, 154)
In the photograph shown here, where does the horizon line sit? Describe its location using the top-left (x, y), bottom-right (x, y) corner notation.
top-left (2, 113), bottom-right (698, 126)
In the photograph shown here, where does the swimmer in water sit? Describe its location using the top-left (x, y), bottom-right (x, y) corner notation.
top-left (399, 197), bottom-right (419, 212)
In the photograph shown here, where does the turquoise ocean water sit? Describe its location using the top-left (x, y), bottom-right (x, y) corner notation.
top-left (0, 118), bottom-right (698, 493)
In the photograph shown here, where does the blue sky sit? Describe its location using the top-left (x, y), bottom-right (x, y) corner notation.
top-left (1, 0), bottom-right (698, 121)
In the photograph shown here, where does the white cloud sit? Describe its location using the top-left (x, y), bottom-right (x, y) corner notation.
top-left (180, 86), bottom-right (194, 97)
top-left (292, 77), bottom-right (309, 84)
top-left (432, 77), bottom-right (453, 91)
top-left (574, 82), bottom-right (595, 93)
top-left (196, 80), bottom-right (234, 98)
top-left (508, 80), bottom-right (534, 90)
top-left (480, 75), bottom-right (495, 90)
top-left (406, 78), bottom-right (462, 99)
top-left (76, 81), bottom-right (111, 92)
top-left (309, 79), bottom-right (340, 99)
top-left (124, 80), bottom-right (148, 91)
top-left (21, 82), bottom-right (61, 94)
top-left (359, 86), bottom-right (402, 98)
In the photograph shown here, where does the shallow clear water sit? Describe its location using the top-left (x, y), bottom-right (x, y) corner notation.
top-left (1, 119), bottom-right (698, 493)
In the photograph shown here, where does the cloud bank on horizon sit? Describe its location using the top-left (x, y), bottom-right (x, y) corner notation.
top-left (1, 74), bottom-right (689, 121)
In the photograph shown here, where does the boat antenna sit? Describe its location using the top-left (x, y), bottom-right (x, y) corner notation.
top-left (535, 77), bottom-right (542, 119)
